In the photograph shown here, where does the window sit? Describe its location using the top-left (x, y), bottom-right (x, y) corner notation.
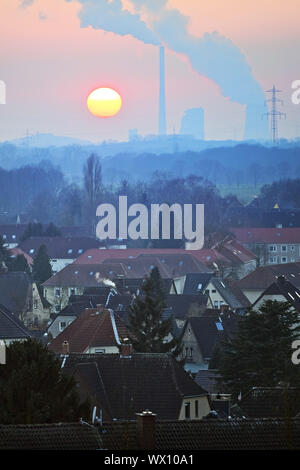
top-left (185, 347), bottom-right (188, 357)
top-left (59, 321), bottom-right (66, 331)
top-left (29, 249), bottom-right (35, 254)
top-left (185, 402), bottom-right (191, 419)
top-left (78, 249), bottom-right (83, 254)
top-left (214, 300), bottom-right (219, 308)
top-left (55, 305), bottom-right (60, 313)
top-left (68, 249), bottom-right (73, 254)
top-left (190, 347), bottom-right (193, 358)
top-left (281, 245), bottom-right (287, 252)
top-left (12, 235), bottom-right (16, 239)
top-left (197, 283), bottom-right (202, 291)
top-left (95, 348), bottom-right (105, 354)
top-left (2, 234), bottom-right (6, 239)
top-left (269, 257), bottom-right (278, 264)
top-left (69, 288), bottom-right (76, 296)
top-left (291, 258), bottom-right (295, 262)
top-left (291, 246), bottom-right (295, 251)
top-left (212, 289), bottom-right (216, 293)
top-left (33, 299), bottom-right (38, 309)
top-left (281, 257), bottom-right (287, 263)
top-left (55, 288), bottom-right (60, 297)
top-left (195, 400), bottom-right (199, 418)
top-left (269, 245), bottom-right (277, 252)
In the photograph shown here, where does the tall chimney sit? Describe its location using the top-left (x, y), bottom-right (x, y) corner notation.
top-left (159, 46), bottom-right (166, 136)
top-left (136, 410), bottom-right (157, 450)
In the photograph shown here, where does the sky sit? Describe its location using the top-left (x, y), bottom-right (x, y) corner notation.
top-left (0, 0), bottom-right (299, 143)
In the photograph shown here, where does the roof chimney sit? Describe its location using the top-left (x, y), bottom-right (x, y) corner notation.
top-left (136, 410), bottom-right (157, 450)
top-left (120, 342), bottom-right (133, 358)
top-left (61, 341), bottom-right (69, 355)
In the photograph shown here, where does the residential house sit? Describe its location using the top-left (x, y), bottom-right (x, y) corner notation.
top-left (201, 276), bottom-right (251, 313)
top-left (42, 263), bottom-right (133, 311)
top-left (62, 349), bottom-right (211, 421)
top-left (74, 246), bottom-right (256, 279)
top-left (251, 275), bottom-right (300, 312)
top-left (180, 312), bottom-right (237, 372)
top-left (0, 303), bottom-right (32, 345)
top-left (0, 224), bottom-right (28, 249)
top-left (18, 236), bottom-right (102, 274)
top-left (0, 270), bottom-right (51, 328)
top-left (100, 414), bottom-right (300, 450)
top-left (48, 307), bottom-right (131, 354)
top-left (237, 261), bottom-right (300, 305)
top-left (0, 423), bottom-right (102, 450)
top-left (230, 227), bottom-right (300, 266)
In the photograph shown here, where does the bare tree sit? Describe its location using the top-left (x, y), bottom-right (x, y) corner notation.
top-left (83, 154), bottom-right (102, 231)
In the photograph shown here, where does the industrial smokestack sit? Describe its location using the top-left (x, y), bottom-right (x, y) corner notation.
top-left (159, 46), bottom-right (166, 136)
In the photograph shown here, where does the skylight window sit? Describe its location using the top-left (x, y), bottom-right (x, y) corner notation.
top-left (68, 249), bottom-right (73, 254)
top-left (78, 249), bottom-right (83, 254)
top-left (29, 249), bottom-right (34, 254)
top-left (288, 292), bottom-right (295, 300)
top-left (89, 271), bottom-right (94, 275)
top-left (216, 322), bottom-right (224, 331)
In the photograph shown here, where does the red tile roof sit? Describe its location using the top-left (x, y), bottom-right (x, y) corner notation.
top-left (48, 308), bottom-right (130, 353)
top-left (230, 227), bottom-right (300, 244)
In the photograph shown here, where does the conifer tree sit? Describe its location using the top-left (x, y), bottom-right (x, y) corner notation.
top-left (127, 267), bottom-right (181, 354)
top-left (0, 339), bottom-right (90, 424)
top-left (32, 244), bottom-right (52, 285)
top-left (218, 300), bottom-right (300, 397)
top-left (9, 254), bottom-right (30, 274)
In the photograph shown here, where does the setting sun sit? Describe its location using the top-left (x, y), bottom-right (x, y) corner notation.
top-left (87, 87), bottom-right (122, 118)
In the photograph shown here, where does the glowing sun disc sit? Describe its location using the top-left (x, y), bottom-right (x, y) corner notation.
top-left (87, 87), bottom-right (122, 118)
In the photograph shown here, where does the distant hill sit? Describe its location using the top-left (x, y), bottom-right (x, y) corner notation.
top-left (8, 133), bottom-right (93, 148)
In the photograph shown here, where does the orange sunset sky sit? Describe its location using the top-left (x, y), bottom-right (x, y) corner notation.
top-left (0, 0), bottom-right (299, 142)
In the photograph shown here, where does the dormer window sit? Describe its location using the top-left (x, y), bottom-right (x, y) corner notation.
top-left (68, 249), bottom-right (73, 254)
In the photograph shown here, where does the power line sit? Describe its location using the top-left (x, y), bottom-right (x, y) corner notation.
top-left (263, 85), bottom-right (286, 144)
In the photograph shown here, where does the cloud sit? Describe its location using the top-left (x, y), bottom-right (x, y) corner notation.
top-left (65, 0), bottom-right (160, 45)
top-left (130, 0), bottom-right (168, 12)
top-left (38, 12), bottom-right (47, 21)
top-left (19, 0), bottom-right (34, 8)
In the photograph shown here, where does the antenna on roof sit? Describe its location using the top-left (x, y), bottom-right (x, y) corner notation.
top-left (92, 406), bottom-right (102, 426)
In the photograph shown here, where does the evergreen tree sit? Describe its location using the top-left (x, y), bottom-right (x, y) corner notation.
top-left (43, 223), bottom-right (62, 237)
top-left (9, 253), bottom-right (30, 275)
top-left (0, 339), bottom-right (90, 424)
top-left (32, 244), bottom-right (52, 284)
top-left (20, 223), bottom-right (44, 241)
top-left (127, 267), bottom-right (181, 354)
top-left (218, 300), bottom-right (300, 398)
top-left (0, 235), bottom-right (10, 265)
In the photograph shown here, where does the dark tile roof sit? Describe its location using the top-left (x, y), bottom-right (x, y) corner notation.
top-left (0, 224), bottom-right (27, 244)
top-left (48, 308), bottom-right (131, 353)
top-left (194, 370), bottom-right (223, 394)
top-left (0, 422), bottom-right (102, 450)
top-left (181, 273), bottom-right (214, 295)
top-left (210, 277), bottom-right (251, 309)
top-left (0, 303), bottom-right (32, 340)
top-left (100, 417), bottom-right (300, 450)
top-left (18, 236), bottom-right (101, 259)
top-left (183, 313), bottom-right (237, 359)
top-left (165, 294), bottom-right (208, 320)
top-left (63, 353), bottom-right (208, 421)
top-left (43, 263), bottom-right (134, 287)
top-left (252, 276), bottom-right (300, 311)
top-left (0, 271), bottom-right (31, 314)
top-left (240, 387), bottom-right (300, 418)
top-left (238, 262), bottom-right (300, 290)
